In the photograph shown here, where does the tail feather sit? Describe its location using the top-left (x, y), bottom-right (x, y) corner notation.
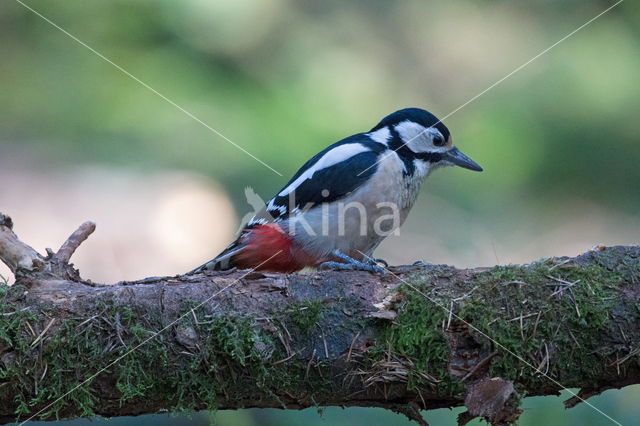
top-left (188, 241), bottom-right (243, 274)
top-left (189, 223), bottom-right (313, 274)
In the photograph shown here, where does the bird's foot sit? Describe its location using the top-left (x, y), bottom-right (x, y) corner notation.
top-left (369, 257), bottom-right (389, 268)
top-left (318, 250), bottom-right (385, 274)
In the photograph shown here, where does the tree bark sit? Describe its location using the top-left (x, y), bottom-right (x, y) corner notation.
top-left (0, 213), bottom-right (639, 425)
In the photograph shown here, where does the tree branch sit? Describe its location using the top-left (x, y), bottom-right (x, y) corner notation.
top-left (54, 221), bottom-right (96, 264)
top-left (0, 213), bottom-right (638, 425)
top-left (0, 212), bottom-right (43, 275)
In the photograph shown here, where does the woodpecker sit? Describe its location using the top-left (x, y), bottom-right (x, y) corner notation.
top-left (191, 108), bottom-right (482, 274)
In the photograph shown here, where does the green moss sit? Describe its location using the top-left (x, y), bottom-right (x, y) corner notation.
top-left (0, 285), bottom-right (337, 421)
top-left (0, 285), bottom-right (42, 411)
top-left (164, 312), bottom-right (265, 410)
top-left (369, 249), bottom-right (638, 399)
top-left (373, 272), bottom-right (458, 394)
top-left (455, 251), bottom-right (633, 390)
top-left (286, 300), bottom-right (324, 334)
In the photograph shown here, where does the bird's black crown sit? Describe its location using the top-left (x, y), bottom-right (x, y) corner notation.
top-left (371, 107), bottom-right (450, 141)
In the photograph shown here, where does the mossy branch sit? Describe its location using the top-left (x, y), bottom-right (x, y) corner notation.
top-left (0, 213), bottom-right (639, 425)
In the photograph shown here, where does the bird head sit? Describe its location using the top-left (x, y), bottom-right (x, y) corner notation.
top-left (371, 108), bottom-right (483, 172)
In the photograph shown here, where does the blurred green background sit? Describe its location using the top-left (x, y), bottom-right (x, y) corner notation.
top-left (1, 0), bottom-right (639, 425)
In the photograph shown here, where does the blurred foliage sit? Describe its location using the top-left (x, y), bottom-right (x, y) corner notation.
top-left (1, 1), bottom-right (639, 209)
top-left (1, 0), bottom-right (639, 424)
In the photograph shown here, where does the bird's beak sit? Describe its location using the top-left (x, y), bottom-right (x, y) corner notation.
top-left (443, 147), bottom-right (483, 172)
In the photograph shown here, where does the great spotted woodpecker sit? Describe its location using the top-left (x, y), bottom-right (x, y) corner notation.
top-left (191, 108), bottom-right (482, 274)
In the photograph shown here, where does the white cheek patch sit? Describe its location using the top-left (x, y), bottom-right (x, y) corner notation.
top-left (395, 121), bottom-right (446, 153)
top-left (278, 143), bottom-right (370, 197)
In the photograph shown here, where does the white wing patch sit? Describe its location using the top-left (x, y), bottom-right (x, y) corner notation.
top-left (246, 199), bottom-right (285, 226)
top-left (247, 217), bottom-right (268, 226)
top-left (277, 143), bottom-right (371, 197)
top-left (365, 126), bottom-right (391, 145)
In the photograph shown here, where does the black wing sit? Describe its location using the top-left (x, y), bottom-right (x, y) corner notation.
top-left (248, 134), bottom-right (386, 225)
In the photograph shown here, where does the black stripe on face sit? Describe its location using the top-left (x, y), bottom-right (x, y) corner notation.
top-left (387, 128), bottom-right (415, 175)
top-left (387, 127), bottom-right (443, 175)
top-left (414, 152), bottom-right (443, 163)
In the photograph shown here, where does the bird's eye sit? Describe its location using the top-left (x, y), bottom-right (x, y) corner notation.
top-left (433, 136), bottom-right (445, 147)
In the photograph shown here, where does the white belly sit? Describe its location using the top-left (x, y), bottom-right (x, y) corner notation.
top-left (285, 154), bottom-right (431, 260)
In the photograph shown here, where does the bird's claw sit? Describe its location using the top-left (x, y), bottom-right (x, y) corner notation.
top-left (318, 250), bottom-right (386, 275)
top-left (369, 257), bottom-right (389, 268)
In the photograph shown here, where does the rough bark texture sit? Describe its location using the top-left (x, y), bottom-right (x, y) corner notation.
top-left (0, 213), bottom-right (639, 425)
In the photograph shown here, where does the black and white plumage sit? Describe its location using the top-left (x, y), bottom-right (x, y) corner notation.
top-left (191, 107), bottom-right (482, 274)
